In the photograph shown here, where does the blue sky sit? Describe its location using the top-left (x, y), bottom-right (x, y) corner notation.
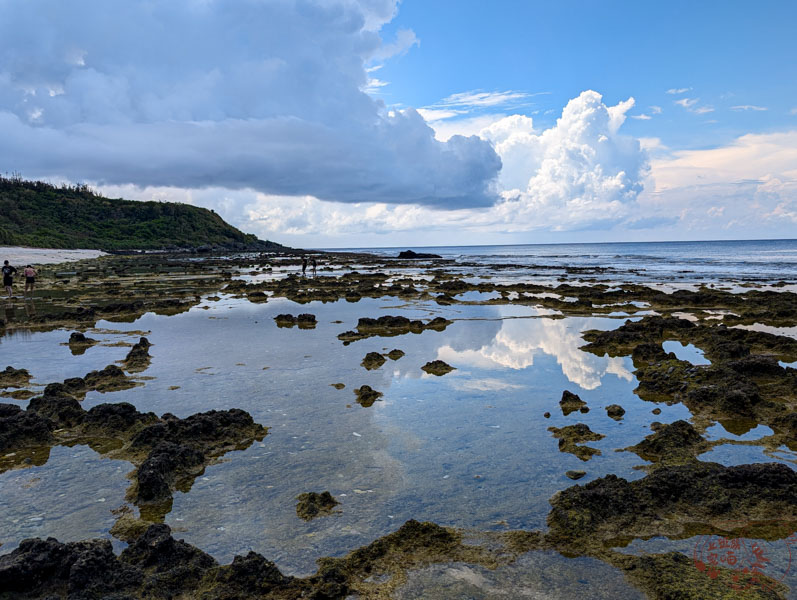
top-left (378, 0), bottom-right (796, 148)
top-left (0, 0), bottom-right (795, 247)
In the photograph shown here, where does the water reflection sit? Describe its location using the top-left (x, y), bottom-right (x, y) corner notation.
top-left (436, 311), bottom-right (633, 390)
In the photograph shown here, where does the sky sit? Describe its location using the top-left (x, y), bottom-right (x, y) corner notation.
top-left (1, 0), bottom-right (795, 248)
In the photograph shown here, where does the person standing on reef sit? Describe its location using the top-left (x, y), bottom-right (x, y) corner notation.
top-left (2, 260), bottom-right (17, 298)
top-left (301, 256), bottom-right (308, 276)
top-left (23, 265), bottom-right (37, 298)
top-left (311, 257), bottom-right (317, 277)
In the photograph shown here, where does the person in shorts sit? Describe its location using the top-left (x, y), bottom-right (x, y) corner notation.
top-left (23, 264), bottom-right (37, 298)
top-left (2, 260), bottom-right (17, 298)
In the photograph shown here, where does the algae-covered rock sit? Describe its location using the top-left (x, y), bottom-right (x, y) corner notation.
top-left (559, 390), bottom-right (587, 416)
top-left (0, 366), bottom-right (31, 389)
top-left (566, 470), bottom-right (586, 480)
top-left (610, 550), bottom-right (787, 600)
top-left (67, 331), bottom-right (98, 355)
top-left (627, 419), bottom-right (710, 464)
top-left (361, 352), bottom-right (386, 370)
top-left (296, 491), bottom-right (340, 521)
top-left (0, 404), bottom-right (54, 452)
top-left (421, 360), bottom-right (455, 376)
top-left (548, 423), bottom-right (604, 461)
top-left (547, 461), bottom-right (797, 550)
top-left (387, 349), bottom-right (405, 361)
top-left (123, 337), bottom-right (152, 372)
top-left (605, 404), bottom-right (625, 420)
top-left (355, 385), bottom-right (383, 407)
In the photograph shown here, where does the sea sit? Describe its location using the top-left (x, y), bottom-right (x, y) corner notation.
top-left (328, 239), bottom-right (797, 285)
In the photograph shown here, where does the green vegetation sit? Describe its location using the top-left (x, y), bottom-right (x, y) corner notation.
top-left (0, 175), bottom-right (285, 250)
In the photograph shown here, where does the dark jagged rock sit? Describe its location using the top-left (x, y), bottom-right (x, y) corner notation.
top-left (83, 364), bottom-right (137, 394)
top-left (627, 420), bottom-right (710, 464)
top-left (355, 385), bottom-right (383, 407)
top-left (27, 395), bottom-right (85, 428)
top-left (67, 331), bottom-right (99, 356)
top-left (273, 313), bottom-right (316, 329)
top-left (559, 390), bottom-right (587, 416)
top-left (361, 352), bottom-right (386, 370)
top-left (338, 315), bottom-right (452, 345)
top-left (123, 337), bottom-right (152, 372)
top-left (83, 402), bottom-right (159, 436)
top-left (547, 461), bottom-right (797, 550)
top-left (0, 404), bottom-right (55, 452)
top-left (397, 250), bottom-right (442, 259)
top-left (134, 442), bottom-right (206, 503)
top-left (0, 366), bottom-right (31, 389)
top-left (421, 360), bottom-right (455, 376)
top-left (605, 404), bottom-right (625, 420)
top-left (296, 491), bottom-right (340, 521)
top-left (548, 423), bottom-right (604, 461)
top-left (386, 349), bottom-right (405, 361)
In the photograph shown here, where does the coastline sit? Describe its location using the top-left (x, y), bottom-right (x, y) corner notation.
top-left (0, 245), bottom-right (107, 265)
top-left (0, 249), bottom-right (796, 599)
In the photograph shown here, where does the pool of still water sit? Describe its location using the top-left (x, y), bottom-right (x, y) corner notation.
top-left (0, 293), bottom-right (794, 590)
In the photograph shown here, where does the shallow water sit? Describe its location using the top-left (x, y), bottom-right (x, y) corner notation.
top-left (662, 340), bottom-right (711, 365)
top-left (0, 289), bottom-right (793, 589)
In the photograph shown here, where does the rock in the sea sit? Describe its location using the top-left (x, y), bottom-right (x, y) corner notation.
top-left (605, 404), bottom-right (626, 420)
top-left (397, 250), bottom-right (442, 259)
top-left (361, 352), bottom-right (386, 370)
top-left (0, 366), bottom-right (31, 389)
top-left (355, 385), bottom-right (383, 407)
top-left (386, 349), bottom-right (405, 361)
top-left (123, 337), bottom-right (152, 372)
top-left (548, 423), bottom-right (604, 461)
top-left (566, 470), bottom-right (586, 480)
top-left (421, 360), bottom-right (455, 376)
top-left (559, 390), bottom-right (587, 416)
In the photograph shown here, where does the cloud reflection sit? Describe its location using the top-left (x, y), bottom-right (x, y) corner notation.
top-left (436, 317), bottom-right (632, 390)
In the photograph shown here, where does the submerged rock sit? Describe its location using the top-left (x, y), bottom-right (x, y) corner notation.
top-left (548, 423), bottom-right (604, 461)
top-left (421, 360), bottom-right (455, 376)
top-left (296, 491), bottom-right (340, 521)
top-left (566, 470), bottom-right (586, 480)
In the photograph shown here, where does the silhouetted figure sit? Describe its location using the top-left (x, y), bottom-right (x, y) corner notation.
top-left (2, 260), bottom-right (16, 298)
top-left (311, 257), bottom-right (317, 276)
top-left (301, 256), bottom-right (308, 276)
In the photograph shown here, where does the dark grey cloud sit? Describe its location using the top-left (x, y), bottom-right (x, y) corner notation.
top-left (0, 0), bottom-right (500, 207)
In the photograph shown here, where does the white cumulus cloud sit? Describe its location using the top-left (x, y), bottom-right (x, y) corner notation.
top-left (0, 0), bottom-right (500, 208)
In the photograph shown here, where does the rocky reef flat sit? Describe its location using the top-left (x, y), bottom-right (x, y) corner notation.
top-left (0, 249), bottom-right (795, 599)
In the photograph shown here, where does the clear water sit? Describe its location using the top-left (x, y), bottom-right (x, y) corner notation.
top-left (1, 244), bottom-right (796, 596)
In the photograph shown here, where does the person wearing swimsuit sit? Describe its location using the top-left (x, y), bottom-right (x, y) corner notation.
top-left (23, 265), bottom-right (37, 298)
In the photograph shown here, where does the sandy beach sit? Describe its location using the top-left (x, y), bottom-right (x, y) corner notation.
top-left (0, 246), bottom-right (107, 266)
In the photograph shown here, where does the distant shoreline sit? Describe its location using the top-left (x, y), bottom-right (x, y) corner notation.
top-left (0, 245), bottom-right (107, 265)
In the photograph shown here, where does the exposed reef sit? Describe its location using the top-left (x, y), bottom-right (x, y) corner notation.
top-left (421, 360), bottom-right (455, 376)
top-left (66, 331), bottom-right (98, 355)
top-left (0, 366), bottom-right (31, 389)
top-left (338, 316), bottom-right (451, 345)
top-left (559, 390), bottom-right (588, 416)
top-left (354, 385), bottom-right (383, 408)
top-left (361, 352), bottom-right (386, 371)
top-left (273, 313), bottom-right (317, 329)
